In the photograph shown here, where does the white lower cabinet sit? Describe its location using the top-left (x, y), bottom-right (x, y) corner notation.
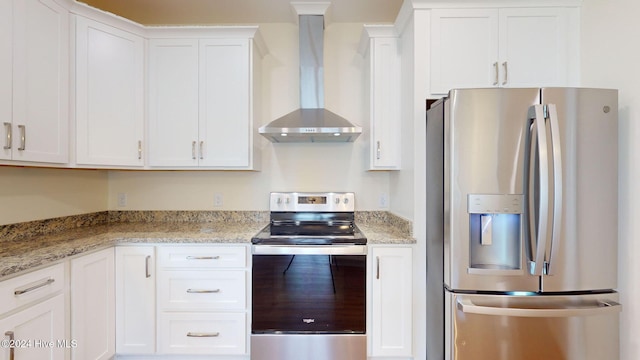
top-left (0, 263), bottom-right (66, 360)
top-left (115, 246), bottom-right (156, 355)
top-left (115, 244), bottom-right (249, 359)
top-left (370, 246), bottom-right (413, 358)
top-left (70, 248), bottom-right (115, 360)
top-left (157, 245), bottom-right (249, 356)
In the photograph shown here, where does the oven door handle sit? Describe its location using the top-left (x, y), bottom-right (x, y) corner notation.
top-left (252, 245), bottom-right (367, 255)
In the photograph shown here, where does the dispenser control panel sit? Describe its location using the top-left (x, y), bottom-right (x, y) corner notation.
top-left (467, 194), bottom-right (524, 214)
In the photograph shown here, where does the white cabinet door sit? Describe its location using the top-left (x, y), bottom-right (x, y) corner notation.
top-left (0, 294), bottom-right (65, 360)
top-left (115, 246), bottom-right (155, 355)
top-left (75, 16), bottom-right (144, 167)
top-left (0, 0), bottom-right (12, 161)
top-left (370, 246), bottom-right (412, 357)
top-left (430, 9), bottom-right (498, 95)
top-left (0, 0), bottom-right (69, 163)
top-left (499, 8), bottom-right (570, 87)
top-left (199, 38), bottom-right (250, 168)
top-left (367, 36), bottom-right (401, 170)
top-left (148, 39), bottom-right (200, 167)
top-left (430, 7), bottom-right (576, 95)
top-left (70, 248), bottom-right (115, 360)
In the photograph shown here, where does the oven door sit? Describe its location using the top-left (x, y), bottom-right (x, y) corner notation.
top-left (251, 245), bottom-right (367, 360)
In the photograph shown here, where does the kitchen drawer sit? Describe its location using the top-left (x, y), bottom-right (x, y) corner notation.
top-left (0, 263), bottom-right (65, 315)
top-left (159, 312), bottom-right (246, 355)
top-left (157, 246), bottom-right (247, 269)
top-left (159, 270), bottom-right (246, 311)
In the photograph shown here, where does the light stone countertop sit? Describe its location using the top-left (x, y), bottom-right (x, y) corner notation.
top-left (0, 211), bottom-right (415, 280)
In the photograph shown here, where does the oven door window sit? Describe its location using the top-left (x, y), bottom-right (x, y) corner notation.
top-left (252, 254), bottom-right (366, 334)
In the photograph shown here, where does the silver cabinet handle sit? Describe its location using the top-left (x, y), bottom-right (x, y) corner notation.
top-left (376, 256), bottom-right (380, 279)
top-left (376, 141), bottom-right (381, 160)
top-left (493, 62), bottom-right (499, 85)
top-left (187, 288), bottom-right (220, 293)
top-left (192, 141), bottom-right (197, 160)
top-left (186, 255), bottom-right (220, 260)
top-left (502, 61), bottom-right (508, 85)
top-left (199, 141), bottom-right (204, 160)
top-left (187, 332), bottom-right (219, 337)
top-left (14, 278), bottom-right (55, 295)
top-left (137, 140), bottom-right (142, 160)
top-left (4, 331), bottom-right (14, 360)
top-left (145, 255), bottom-right (152, 278)
top-left (3, 122), bottom-right (10, 150)
top-left (17, 125), bottom-right (25, 151)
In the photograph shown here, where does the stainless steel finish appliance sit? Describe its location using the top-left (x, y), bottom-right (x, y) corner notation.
top-left (425, 88), bottom-right (621, 360)
top-left (251, 192), bottom-right (366, 360)
top-left (258, 14), bottom-right (362, 143)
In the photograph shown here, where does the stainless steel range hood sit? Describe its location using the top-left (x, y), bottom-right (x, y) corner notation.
top-left (259, 14), bottom-right (362, 143)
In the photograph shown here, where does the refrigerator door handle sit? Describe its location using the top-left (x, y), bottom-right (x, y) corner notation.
top-left (545, 104), bottom-right (563, 275)
top-left (457, 297), bottom-right (621, 318)
top-left (527, 105), bottom-right (550, 276)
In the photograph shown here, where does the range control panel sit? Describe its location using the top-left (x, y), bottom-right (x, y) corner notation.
top-left (270, 192), bottom-right (355, 212)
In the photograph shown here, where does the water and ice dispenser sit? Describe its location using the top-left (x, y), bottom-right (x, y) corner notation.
top-left (467, 194), bottom-right (524, 272)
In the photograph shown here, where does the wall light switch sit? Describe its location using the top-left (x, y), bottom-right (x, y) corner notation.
top-left (117, 193), bottom-right (127, 208)
top-left (214, 193), bottom-right (223, 207)
top-left (379, 193), bottom-right (388, 208)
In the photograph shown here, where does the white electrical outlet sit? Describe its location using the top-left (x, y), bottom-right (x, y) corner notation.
top-left (379, 193), bottom-right (388, 208)
top-left (117, 193), bottom-right (127, 208)
top-left (214, 193), bottom-right (223, 207)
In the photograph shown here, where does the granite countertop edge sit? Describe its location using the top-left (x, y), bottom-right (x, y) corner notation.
top-left (0, 211), bottom-right (416, 280)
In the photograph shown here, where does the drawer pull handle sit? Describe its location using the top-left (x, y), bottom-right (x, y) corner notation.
top-left (145, 255), bottom-right (152, 278)
top-left (187, 289), bottom-right (221, 294)
top-left (14, 278), bottom-right (55, 296)
top-left (187, 332), bottom-right (219, 338)
top-left (186, 256), bottom-right (220, 260)
top-left (5, 331), bottom-right (14, 360)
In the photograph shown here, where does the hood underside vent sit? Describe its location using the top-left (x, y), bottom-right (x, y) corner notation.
top-left (259, 12), bottom-right (362, 143)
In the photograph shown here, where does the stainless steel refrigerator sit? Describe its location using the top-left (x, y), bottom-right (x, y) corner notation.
top-left (425, 88), bottom-right (621, 360)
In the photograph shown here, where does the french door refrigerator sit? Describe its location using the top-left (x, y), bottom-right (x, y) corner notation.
top-left (425, 88), bottom-right (621, 360)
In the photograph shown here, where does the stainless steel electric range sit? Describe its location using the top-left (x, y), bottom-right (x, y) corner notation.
top-left (251, 192), bottom-right (367, 360)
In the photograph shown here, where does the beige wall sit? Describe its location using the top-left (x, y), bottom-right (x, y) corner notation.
top-left (581, 1), bottom-right (640, 358)
top-left (0, 166), bottom-right (108, 225)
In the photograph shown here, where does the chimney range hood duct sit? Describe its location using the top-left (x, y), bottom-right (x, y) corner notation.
top-left (259, 14), bottom-right (362, 143)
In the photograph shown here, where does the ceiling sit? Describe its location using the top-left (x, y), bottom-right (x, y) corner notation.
top-left (78, 0), bottom-right (404, 25)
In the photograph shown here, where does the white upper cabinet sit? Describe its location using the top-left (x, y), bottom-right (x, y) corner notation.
top-left (148, 39), bottom-right (200, 167)
top-left (361, 26), bottom-right (401, 170)
top-left (430, 7), bottom-right (578, 95)
top-left (75, 15), bottom-right (145, 167)
top-left (148, 31), bottom-right (262, 169)
top-left (0, 0), bottom-right (69, 164)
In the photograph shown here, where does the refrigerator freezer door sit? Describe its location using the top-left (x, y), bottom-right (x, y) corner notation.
top-left (445, 88), bottom-right (540, 292)
top-left (446, 292), bottom-right (620, 360)
top-left (539, 88), bottom-right (618, 292)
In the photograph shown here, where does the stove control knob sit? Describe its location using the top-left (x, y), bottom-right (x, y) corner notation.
top-left (285, 198), bottom-right (290, 204)
top-left (335, 198), bottom-right (340, 205)
top-left (343, 198), bottom-right (349, 205)
top-left (276, 197), bottom-right (282, 205)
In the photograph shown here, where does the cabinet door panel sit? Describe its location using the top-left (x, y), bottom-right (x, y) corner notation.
top-left (431, 9), bottom-right (498, 94)
top-left (11, 0), bottom-right (68, 163)
top-left (71, 248), bottom-right (115, 360)
top-left (371, 247), bottom-right (412, 357)
top-left (0, 294), bottom-right (65, 360)
top-left (199, 39), bottom-right (250, 167)
top-left (115, 246), bottom-right (155, 354)
top-left (0, 0), bottom-right (11, 161)
top-left (148, 39), bottom-right (200, 167)
top-left (499, 8), bottom-right (569, 87)
top-left (75, 16), bottom-right (144, 167)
